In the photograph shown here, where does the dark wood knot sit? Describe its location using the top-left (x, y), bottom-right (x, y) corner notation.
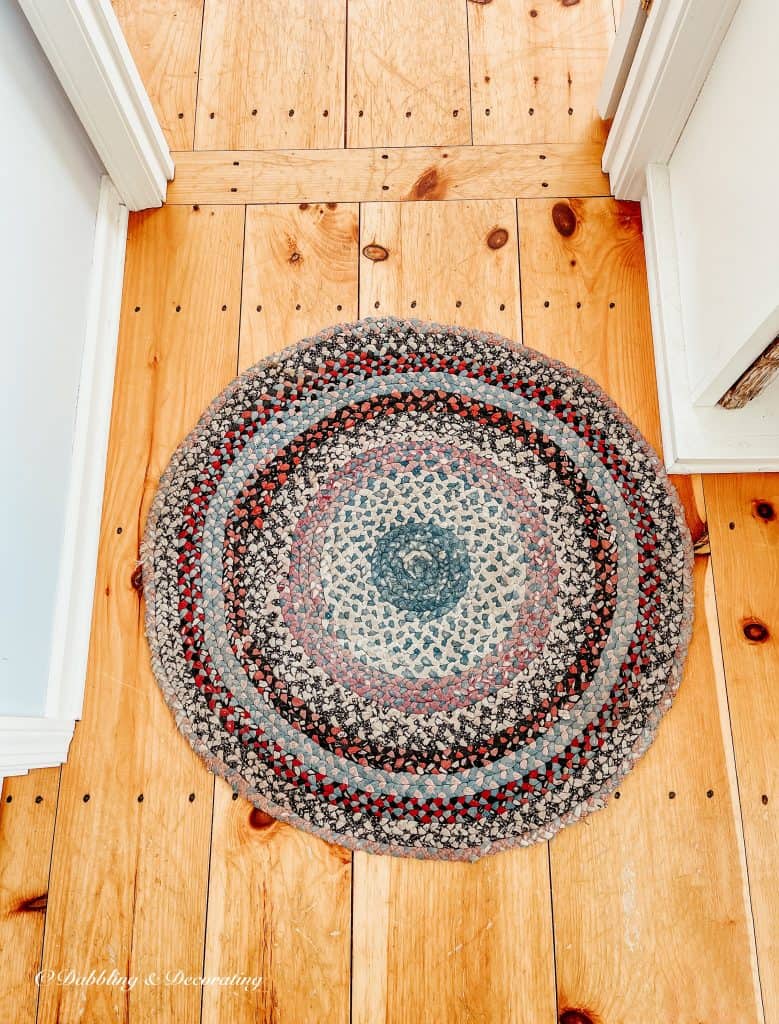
top-left (16, 893), bottom-right (48, 914)
top-left (743, 619), bottom-right (769, 643)
top-left (288, 251), bottom-right (303, 264)
top-left (561, 0), bottom-right (581, 6)
top-left (131, 564), bottom-right (144, 594)
top-left (560, 1010), bottom-right (595, 1024)
top-left (753, 500), bottom-right (775, 522)
top-left (249, 807), bottom-right (276, 830)
top-left (362, 243), bottom-right (389, 262)
top-left (409, 166), bottom-right (443, 200)
top-left (415, 168), bottom-right (438, 197)
top-left (552, 202), bottom-right (577, 237)
top-left (487, 227), bottom-right (509, 250)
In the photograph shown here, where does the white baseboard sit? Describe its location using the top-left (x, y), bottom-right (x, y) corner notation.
top-left (642, 164), bottom-right (779, 473)
top-left (0, 716), bottom-right (75, 779)
top-left (2, 177), bottom-right (126, 778)
top-left (45, 176), bottom-right (128, 724)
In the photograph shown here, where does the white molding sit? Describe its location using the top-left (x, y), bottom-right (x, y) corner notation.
top-left (17, 0), bottom-right (173, 211)
top-left (603, 0), bottom-right (779, 468)
top-left (597, 0), bottom-right (647, 121)
top-left (2, 177), bottom-right (127, 778)
top-left (0, 717), bottom-right (75, 778)
top-left (642, 164), bottom-right (779, 472)
top-left (602, 0), bottom-right (740, 200)
top-left (45, 176), bottom-right (128, 722)
top-left (692, 301), bottom-right (779, 407)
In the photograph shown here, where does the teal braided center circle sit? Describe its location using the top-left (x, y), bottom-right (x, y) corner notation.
top-left (369, 521), bottom-right (471, 618)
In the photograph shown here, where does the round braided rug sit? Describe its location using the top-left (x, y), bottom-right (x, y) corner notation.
top-left (142, 317), bottom-right (693, 860)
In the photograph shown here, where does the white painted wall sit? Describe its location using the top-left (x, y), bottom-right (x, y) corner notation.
top-left (668, 0), bottom-right (779, 406)
top-left (0, 0), bottom-right (104, 715)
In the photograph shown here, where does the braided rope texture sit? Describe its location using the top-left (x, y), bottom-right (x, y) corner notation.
top-left (142, 318), bottom-right (693, 860)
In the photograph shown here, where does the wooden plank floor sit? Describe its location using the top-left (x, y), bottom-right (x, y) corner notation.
top-left (467, 0), bottom-right (613, 147)
top-left (2, 2), bottom-right (776, 1021)
top-left (37, 206), bottom-right (244, 1024)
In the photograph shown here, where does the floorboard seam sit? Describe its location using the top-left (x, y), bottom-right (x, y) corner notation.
top-left (191, 0), bottom-right (208, 151)
top-left (547, 841), bottom-right (561, 1024)
top-left (33, 766), bottom-right (63, 1024)
top-left (465, 0), bottom-right (475, 146)
top-left (236, 205), bottom-right (248, 374)
top-left (198, 775), bottom-right (217, 1024)
top-left (706, 525), bottom-right (769, 1024)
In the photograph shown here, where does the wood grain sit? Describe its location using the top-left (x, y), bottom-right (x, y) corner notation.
top-left (36, 206), bottom-right (244, 1024)
top-left (347, 0), bottom-right (471, 147)
top-left (351, 198), bottom-right (555, 1024)
top-left (468, 0), bottom-right (613, 146)
top-left (111, 0), bottom-right (203, 150)
top-left (518, 198), bottom-right (661, 450)
top-left (0, 769), bottom-right (60, 1024)
top-left (352, 852), bottom-right (557, 1024)
top-left (359, 198), bottom-right (522, 337)
top-left (195, 0), bottom-right (345, 150)
top-left (550, 559), bottom-right (762, 1023)
top-left (707, 473), bottom-right (779, 1024)
top-left (167, 143), bottom-right (610, 204)
top-left (202, 781), bottom-right (352, 1024)
top-left (239, 202), bottom-right (359, 370)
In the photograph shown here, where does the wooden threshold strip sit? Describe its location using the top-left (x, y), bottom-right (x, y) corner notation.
top-left (166, 143), bottom-right (610, 205)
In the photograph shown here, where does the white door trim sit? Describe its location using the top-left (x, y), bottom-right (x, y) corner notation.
top-left (2, 3), bottom-right (168, 784)
top-left (597, 0), bottom-right (648, 121)
top-left (17, 0), bottom-right (173, 211)
top-left (46, 177), bottom-right (129, 722)
top-left (642, 164), bottom-right (779, 472)
top-left (602, 0), bottom-right (740, 200)
top-left (600, 0), bottom-right (779, 470)
top-left (0, 176), bottom-right (128, 781)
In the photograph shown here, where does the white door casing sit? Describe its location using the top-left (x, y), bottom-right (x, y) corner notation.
top-left (1, 0), bottom-right (170, 780)
top-left (16, 0), bottom-right (172, 211)
top-left (601, 0), bottom-right (779, 471)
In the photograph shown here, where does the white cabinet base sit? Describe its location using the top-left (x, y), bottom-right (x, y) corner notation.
top-left (642, 165), bottom-right (779, 473)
